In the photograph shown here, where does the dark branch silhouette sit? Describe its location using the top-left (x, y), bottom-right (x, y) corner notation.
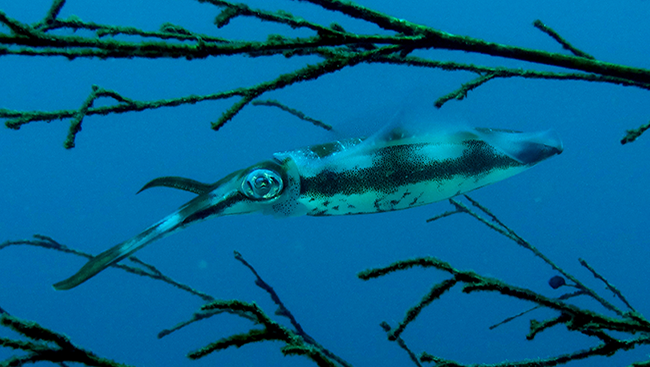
top-left (1, 0), bottom-right (649, 147)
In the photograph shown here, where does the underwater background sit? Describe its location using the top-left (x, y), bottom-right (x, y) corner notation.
top-left (1, 0), bottom-right (649, 366)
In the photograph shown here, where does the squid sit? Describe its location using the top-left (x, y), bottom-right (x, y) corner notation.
top-left (53, 123), bottom-right (562, 290)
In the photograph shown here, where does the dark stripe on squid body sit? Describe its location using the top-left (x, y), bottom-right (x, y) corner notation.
top-left (300, 140), bottom-right (519, 199)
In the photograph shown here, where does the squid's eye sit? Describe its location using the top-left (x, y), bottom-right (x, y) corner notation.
top-left (242, 169), bottom-right (283, 200)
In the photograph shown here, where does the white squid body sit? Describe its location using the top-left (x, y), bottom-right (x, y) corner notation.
top-left (54, 124), bottom-right (562, 290)
top-left (271, 126), bottom-right (562, 216)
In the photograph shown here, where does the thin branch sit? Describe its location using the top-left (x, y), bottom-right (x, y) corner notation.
top-left (188, 300), bottom-right (337, 367)
top-left (579, 258), bottom-right (636, 312)
top-left (0, 11), bottom-right (41, 37)
top-left (425, 208), bottom-right (463, 223)
top-left (252, 99), bottom-right (332, 131)
top-left (621, 121), bottom-right (650, 144)
top-left (421, 336), bottom-right (650, 367)
top-left (369, 52), bottom-right (650, 91)
top-left (448, 195), bottom-right (626, 317)
top-left (527, 314), bottom-right (570, 340)
top-left (489, 290), bottom-right (586, 330)
top-left (434, 73), bottom-right (498, 108)
top-left (210, 44), bottom-right (402, 130)
top-left (1, 313), bottom-right (131, 367)
top-left (213, 95), bottom-right (254, 130)
top-left (64, 85), bottom-right (117, 149)
top-left (203, 0), bottom-right (340, 36)
top-left (0, 235), bottom-right (214, 302)
top-left (387, 278), bottom-right (458, 341)
top-left (380, 321), bottom-right (422, 367)
top-left (157, 309), bottom-right (257, 339)
top-left (3, 88), bottom-right (244, 129)
top-left (37, 0), bottom-right (66, 29)
top-left (40, 17), bottom-right (229, 43)
top-left (533, 19), bottom-right (594, 59)
top-left (233, 251), bottom-right (352, 367)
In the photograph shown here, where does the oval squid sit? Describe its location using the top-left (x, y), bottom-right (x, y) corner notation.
top-left (53, 124), bottom-right (562, 290)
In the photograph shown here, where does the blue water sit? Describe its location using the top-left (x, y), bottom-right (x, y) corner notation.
top-left (1, 1), bottom-right (649, 366)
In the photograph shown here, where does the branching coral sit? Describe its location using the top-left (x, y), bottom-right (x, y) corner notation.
top-left (0, 311), bottom-right (130, 367)
top-left (1, 0), bottom-right (649, 147)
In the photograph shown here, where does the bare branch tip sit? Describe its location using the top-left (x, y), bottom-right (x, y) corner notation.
top-left (621, 121), bottom-right (650, 145)
top-left (533, 19), bottom-right (595, 59)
